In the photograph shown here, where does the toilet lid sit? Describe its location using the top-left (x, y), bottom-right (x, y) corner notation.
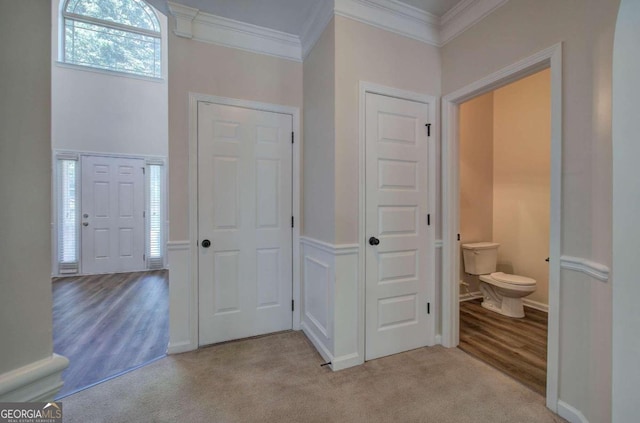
top-left (490, 272), bottom-right (536, 286)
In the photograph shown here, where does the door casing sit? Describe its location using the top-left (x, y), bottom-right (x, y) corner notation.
top-left (358, 82), bottom-right (438, 363)
top-left (441, 43), bottom-right (563, 412)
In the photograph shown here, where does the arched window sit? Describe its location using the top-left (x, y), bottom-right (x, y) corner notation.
top-left (62, 0), bottom-right (161, 78)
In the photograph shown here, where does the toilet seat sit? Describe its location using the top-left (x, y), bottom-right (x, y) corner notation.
top-left (490, 272), bottom-right (536, 286)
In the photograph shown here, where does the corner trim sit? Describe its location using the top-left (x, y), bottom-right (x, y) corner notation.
top-left (300, 0), bottom-right (335, 59)
top-left (331, 353), bottom-right (361, 371)
top-left (0, 354), bottom-right (69, 402)
top-left (167, 341), bottom-right (195, 355)
top-left (557, 400), bottom-right (589, 423)
top-left (440, 0), bottom-right (510, 45)
top-left (167, 1), bottom-right (198, 38)
top-left (560, 256), bottom-right (610, 282)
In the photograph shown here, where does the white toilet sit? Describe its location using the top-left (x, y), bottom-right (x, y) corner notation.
top-left (462, 242), bottom-right (536, 318)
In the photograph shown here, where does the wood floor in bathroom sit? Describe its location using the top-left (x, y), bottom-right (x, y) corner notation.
top-left (458, 299), bottom-right (548, 395)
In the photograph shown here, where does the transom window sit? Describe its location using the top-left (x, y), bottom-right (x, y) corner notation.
top-left (63, 0), bottom-right (162, 78)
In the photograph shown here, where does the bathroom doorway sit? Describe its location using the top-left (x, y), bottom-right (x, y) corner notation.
top-left (456, 69), bottom-right (551, 395)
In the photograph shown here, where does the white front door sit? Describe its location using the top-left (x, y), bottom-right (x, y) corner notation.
top-left (81, 155), bottom-right (145, 274)
top-left (198, 102), bottom-right (293, 346)
top-left (365, 92), bottom-right (434, 360)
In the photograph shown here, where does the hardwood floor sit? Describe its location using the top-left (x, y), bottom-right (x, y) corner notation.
top-left (52, 270), bottom-right (169, 398)
top-left (458, 298), bottom-right (548, 395)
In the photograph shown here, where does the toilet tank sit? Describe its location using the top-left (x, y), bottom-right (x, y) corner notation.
top-left (462, 242), bottom-right (500, 275)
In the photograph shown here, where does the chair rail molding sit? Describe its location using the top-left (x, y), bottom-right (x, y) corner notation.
top-left (560, 256), bottom-right (610, 282)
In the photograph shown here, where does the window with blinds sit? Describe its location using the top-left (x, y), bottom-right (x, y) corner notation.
top-left (58, 159), bottom-right (79, 274)
top-left (147, 164), bottom-right (163, 269)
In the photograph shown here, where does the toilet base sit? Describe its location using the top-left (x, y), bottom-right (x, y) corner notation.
top-left (479, 283), bottom-right (526, 318)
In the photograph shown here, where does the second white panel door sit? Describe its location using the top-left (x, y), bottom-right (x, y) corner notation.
top-left (81, 155), bottom-right (145, 274)
top-left (365, 92), bottom-right (434, 360)
top-left (198, 102), bottom-right (293, 346)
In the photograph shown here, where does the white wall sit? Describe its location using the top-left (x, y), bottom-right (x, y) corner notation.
top-left (612, 0), bottom-right (640, 420)
top-left (51, 0), bottom-right (168, 158)
top-left (442, 0), bottom-right (618, 420)
top-left (493, 69), bottom-right (551, 306)
top-left (0, 0), bottom-right (62, 380)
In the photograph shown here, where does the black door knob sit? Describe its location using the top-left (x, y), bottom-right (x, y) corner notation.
top-left (201, 239), bottom-right (211, 248)
top-left (369, 237), bottom-right (380, 246)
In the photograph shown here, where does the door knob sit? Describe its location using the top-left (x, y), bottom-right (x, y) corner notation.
top-left (369, 237), bottom-right (380, 246)
top-left (82, 222), bottom-right (89, 227)
top-left (201, 239), bottom-right (211, 248)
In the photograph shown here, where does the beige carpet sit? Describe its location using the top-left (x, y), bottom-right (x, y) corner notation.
top-left (61, 331), bottom-right (565, 422)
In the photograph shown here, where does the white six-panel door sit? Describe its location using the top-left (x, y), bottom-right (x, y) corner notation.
top-left (365, 93), bottom-right (433, 360)
top-left (81, 155), bottom-right (145, 274)
top-left (198, 102), bottom-right (293, 346)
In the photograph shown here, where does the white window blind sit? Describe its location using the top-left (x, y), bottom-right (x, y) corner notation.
top-left (58, 159), bottom-right (79, 274)
top-left (148, 164), bottom-right (163, 269)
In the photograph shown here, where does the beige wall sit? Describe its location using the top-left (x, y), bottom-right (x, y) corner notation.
top-left (442, 0), bottom-right (618, 420)
top-left (168, 25), bottom-right (303, 241)
top-left (303, 19), bottom-right (336, 243)
top-left (0, 2), bottom-right (54, 374)
top-left (493, 69), bottom-right (551, 305)
top-left (459, 92), bottom-right (494, 293)
top-left (334, 16), bottom-right (441, 244)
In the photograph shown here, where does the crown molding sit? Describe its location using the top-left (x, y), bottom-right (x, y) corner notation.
top-left (334, 0), bottom-right (441, 46)
top-left (300, 0), bottom-right (335, 59)
top-left (167, 1), bottom-right (302, 62)
top-left (440, 0), bottom-right (510, 45)
top-left (167, 0), bottom-right (512, 62)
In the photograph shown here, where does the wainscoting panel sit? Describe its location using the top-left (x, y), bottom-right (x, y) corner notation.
top-left (167, 241), bottom-right (196, 354)
top-left (300, 237), bottom-right (360, 370)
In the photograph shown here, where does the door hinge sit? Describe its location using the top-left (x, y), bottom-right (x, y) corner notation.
top-left (143, 254), bottom-right (146, 261)
top-left (292, 131), bottom-right (294, 144)
top-left (143, 211), bottom-right (146, 218)
top-left (457, 234), bottom-right (461, 241)
top-left (291, 216), bottom-right (294, 228)
top-left (427, 302), bottom-right (431, 314)
top-left (142, 167), bottom-right (145, 174)
top-left (292, 300), bottom-right (295, 311)
top-left (425, 123), bottom-right (431, 137)
top-left (427, 214), bottom-right (431, 226)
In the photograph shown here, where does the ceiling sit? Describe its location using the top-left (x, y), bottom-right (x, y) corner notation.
top-left (148, 0), bottom-right (464, 36)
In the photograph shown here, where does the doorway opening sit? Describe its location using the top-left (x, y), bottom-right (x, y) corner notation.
top-left (457, 69), bottom-right (551, 395)
top-left (441, 44), bottom-right (562, 411)
top-left (50, 0), bottom-right (169, 398)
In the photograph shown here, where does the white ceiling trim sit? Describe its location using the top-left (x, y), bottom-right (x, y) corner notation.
top-left (440, 0), bottom-right (510, 44)
top-left (333, 0), bottom-right (441, 46)
top-left (167, 1), bottom-right (303, 62)
top-left (300, 0), bottom-right (335, 59)
top-left (167, 0), bottom-right (511, 62)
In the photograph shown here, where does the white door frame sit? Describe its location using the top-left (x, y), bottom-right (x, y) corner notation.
top-left (358, 82), bottom-right (438, 362)
top-left (187, 93), bottom-right (301, 349)
top-left (441, 43), bottom-right (562, 412)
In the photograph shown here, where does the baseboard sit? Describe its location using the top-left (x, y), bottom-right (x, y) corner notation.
top-left (330, 353), bottom-right (362, 371)
top-left (167, 340), bottom-right (197, 355)
top-left (523, 298), bottom-right (549, 312)
top-left (557, 400), bottom-right (589, 423)
top-left (435, 334), bottom-right (442, 345)
top-left (0, 354), bottom-right (69, 402)
top-left (301, 321), bottom-right (333, 365)
top-left (459, 291), bottom-right (482, 302)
